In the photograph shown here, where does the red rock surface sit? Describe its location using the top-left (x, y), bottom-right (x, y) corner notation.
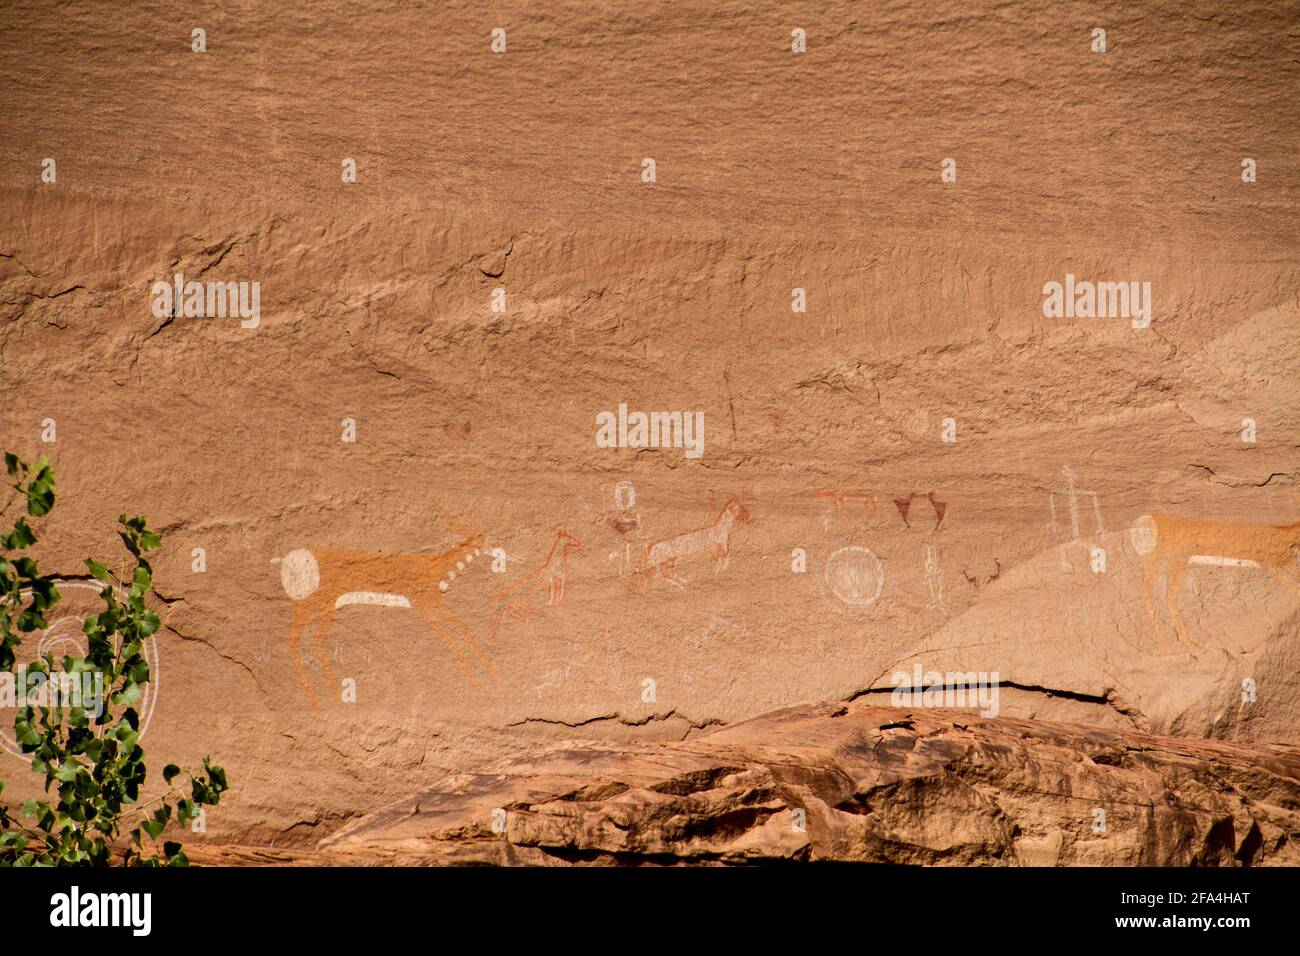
top-left (0, 2), bottom-right (1296, 861)
top-left (317, 700), bottom-right (1300, 865)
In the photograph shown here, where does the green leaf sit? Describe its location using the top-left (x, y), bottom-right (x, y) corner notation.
top-left (117, 531), bottom-right (140, 558)
top-left (84, 559), bottom-right (113, 582)
top-left (163, 764), bottom-right (181, 784)
top-left (111, 682), bottom-right (142, 708)
top-left (1, 519), bottom-right (36, 550)
top-left (25, 472), bottom-right (54, 517)
top-left (138, 611), bottom-right (160, 637)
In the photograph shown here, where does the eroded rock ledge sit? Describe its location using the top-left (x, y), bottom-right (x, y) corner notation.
top-left (311, 701), bottom-right (1299, 866)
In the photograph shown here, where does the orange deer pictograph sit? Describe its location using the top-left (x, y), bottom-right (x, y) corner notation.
top-left (1131, 512), bottom-right (1300, 654)
top-left (638, 498), bottom-right (751, 588)
top-left (811, 490), bottom-right (878, 520)
top-left (274, 522), bottom-right (497, 708)
top-left (486, 531), bottom-right (582, 644)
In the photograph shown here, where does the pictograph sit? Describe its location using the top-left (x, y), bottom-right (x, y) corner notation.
top-left (1, 581), bottom-right (161, 761)
top-left (824, 546), bottom-right (885, 607)
top-left (1047, 465), bottom-right (1104, 572)
top-left (1131, 511), bottom-right (1300, 654)
top-left (273, 521), bottom-right (497, 709)
top-left (636, 498), bottom-right (751, 589)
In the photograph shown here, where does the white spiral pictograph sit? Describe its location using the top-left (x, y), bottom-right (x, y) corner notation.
top-left (0, 581), bottom-right (160, 760)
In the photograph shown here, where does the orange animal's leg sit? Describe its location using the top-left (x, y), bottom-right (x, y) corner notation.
top-left (486, 584), bottom-right (519, 638)
top-left (1139, 558), bottom-right (1175, 655)
top-left (440, 608), bottom-right (499, 682)
top-left (485, 592), bottom-right (520, 645)
top-left (1275, 555), bottom-right (1300, 585)
top-left (287, 602), bottom-right (320, 710)
top-left (1266, 564), bottom-right (1300, 598)
top-left (1164, 561), bottom-right (1200, 653)
top-left (312, 603), bottom-right (339, 701)
top-left (414, 604), bottom-right (480, 689)
top-left (656, 558), bottom-right (685, 588)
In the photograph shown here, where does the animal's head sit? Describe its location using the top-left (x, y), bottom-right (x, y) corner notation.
top-left (444, 516), bottom-right (488, 553)
top-left (724, 499), bottom-right (751, 524)
top-left (557, 530), bottom-right (582, 551)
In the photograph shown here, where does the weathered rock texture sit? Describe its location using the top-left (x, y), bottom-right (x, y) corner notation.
top-left (0, 1), bottom-right (1297, 858)
top-left (321, 701), bottom-right (1300, 865)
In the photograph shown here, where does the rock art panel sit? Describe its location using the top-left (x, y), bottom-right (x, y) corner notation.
top-left (0, 0), bottom-right (1296, 860)
top-left (275, 524), bottom-right (496, 707)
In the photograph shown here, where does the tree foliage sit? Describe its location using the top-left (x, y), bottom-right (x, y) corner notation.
top-left (0, 452), bottom-right (227, 865)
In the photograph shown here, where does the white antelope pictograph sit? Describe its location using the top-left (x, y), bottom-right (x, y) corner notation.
top-left (637, 498), bottom-right (751, 589)
top-left (1131, 511), bottom-right (1300, 654)
top-left (274, 521), bottom-right (497, 708)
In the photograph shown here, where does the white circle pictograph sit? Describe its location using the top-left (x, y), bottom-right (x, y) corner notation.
top-left (278, 548), bottom-right (321, 600)
top-left (824, 546), bottom-right (885, 607)
top-left (1130, 515), bottom-right (1157, 555)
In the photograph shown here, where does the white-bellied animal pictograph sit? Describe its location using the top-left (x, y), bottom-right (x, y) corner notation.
top-left (274, 521), bottom-right (496, 708)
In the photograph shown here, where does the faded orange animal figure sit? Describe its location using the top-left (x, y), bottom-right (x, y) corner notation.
top-left (811, 490), bottom-right (878, 520)
top-left (486, 531), bottom-right (581, 644)
top-left (274, 522), bottom-right (497, 709)
top-left (1131, 513), bottom-right (1300, 654)
top-left (639, 498), bottom-right (751, 588)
